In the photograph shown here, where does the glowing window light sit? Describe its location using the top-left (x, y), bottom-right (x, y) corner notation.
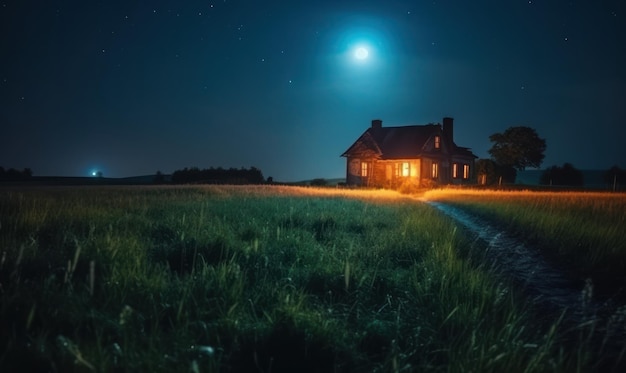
top-left (402, 162), bottom-right (410, 177)
top-left (361, 162), bottom-right (368, 177)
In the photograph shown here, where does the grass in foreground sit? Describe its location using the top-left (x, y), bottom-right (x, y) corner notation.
top-left (0, 185), bottom-right (612, 371)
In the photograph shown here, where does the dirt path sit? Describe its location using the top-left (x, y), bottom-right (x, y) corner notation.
top-left (426, 201), bottom-right (614, 322)
top-left (426, 201), bottom-right (626, 368)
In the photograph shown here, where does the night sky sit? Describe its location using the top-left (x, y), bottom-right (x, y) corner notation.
top-left (2, 1), bottom-right (625, 181)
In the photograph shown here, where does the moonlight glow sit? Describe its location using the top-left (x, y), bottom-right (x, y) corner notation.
top-left (354, 47), bottom-right (369, 60)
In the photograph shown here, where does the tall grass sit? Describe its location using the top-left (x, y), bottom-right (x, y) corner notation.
top-left (423, 189), bottom-right (626, 297)
top-left (0, 185), bottom-right (605, 371)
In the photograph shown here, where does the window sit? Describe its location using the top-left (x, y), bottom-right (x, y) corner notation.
top-left (361, 162), bottom-right (368, 177)
top-left (452, 163), bottom-right (459, 178)
top-left (394, 162), bottom-right (410, 177)
top-left (463, 164), bottom-right (470, 179)
top-left (402, 162), bottom-right (410, 177)
top-left (434, 136), bottom-right (441, 149)
top-left (431, 162), bottom-right (439, 178)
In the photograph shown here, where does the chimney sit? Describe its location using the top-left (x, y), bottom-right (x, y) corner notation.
top-left (371, 119), bottom-right (382, 129)
top-left (442, 117), bottom-right (453, 143)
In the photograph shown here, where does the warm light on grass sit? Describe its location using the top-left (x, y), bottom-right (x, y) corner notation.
top-left (197, 184), bottom-right (410, 201)
top-left (0, 185), bottom-right (618, 371)
top-left (422, 187), bottom-right (626, 296)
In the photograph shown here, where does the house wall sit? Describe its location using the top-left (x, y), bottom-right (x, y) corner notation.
top-left (421, 156), bottom-right (476, 185)
top-left (346, 156), bottom-right (475, 187)
top-left (346, 157), bottom-right (364, 186)
top-left (449, 156), bottom-right (476, 185)
top-left (421, 157), bottom-right (436, 180)
top-left (377, 160), bottom-right (421, 188)
top-left (347, 157), bottom-right (424, 188)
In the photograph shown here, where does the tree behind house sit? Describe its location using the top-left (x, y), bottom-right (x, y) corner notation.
top-left (488, 126), bottom-right (546, 183)
top-left (476, 159), bottom-right (517, 185)
top-left (488, 126), bottom-right (546, 169)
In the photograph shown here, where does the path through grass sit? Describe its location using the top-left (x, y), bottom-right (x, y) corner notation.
top-left (423, 189), bottom-right (626, 299)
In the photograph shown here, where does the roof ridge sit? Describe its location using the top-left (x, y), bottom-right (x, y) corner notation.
top-left (379, 123), bottom-right (439, 128)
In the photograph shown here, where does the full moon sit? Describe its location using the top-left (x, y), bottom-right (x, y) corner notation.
top-left (354, 47), bottom-right (369, 60)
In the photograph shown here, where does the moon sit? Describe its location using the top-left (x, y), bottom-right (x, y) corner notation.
top-left (354, 47), bottom-right (369, 60)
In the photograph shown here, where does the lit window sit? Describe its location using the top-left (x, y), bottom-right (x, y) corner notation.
top-left (402, 162), bottom-right (410, 177)
top-left (463, 164), bottom-right (470, 179)
top-left (434, 136), bottom-right (441, 149)
top-left (431, 162), bottom-right (438, 178)
top-left (452, 163), bottom-right (458, 178)
top-left (361, 162), bottom-right (368, 177)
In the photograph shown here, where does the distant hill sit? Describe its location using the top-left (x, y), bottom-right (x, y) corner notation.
top-left (0, 174), bottom-right (171, 186)
top-left (291, 178), bottom-right (346, 186)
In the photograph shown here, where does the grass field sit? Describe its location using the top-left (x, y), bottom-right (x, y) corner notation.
top-left (0, 185), bottom-right (622, 371)
top-left (423, 189), bottom-right (626, 299)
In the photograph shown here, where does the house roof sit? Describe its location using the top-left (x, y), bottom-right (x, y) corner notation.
top-left (341, 123), bottom-right (477, 160)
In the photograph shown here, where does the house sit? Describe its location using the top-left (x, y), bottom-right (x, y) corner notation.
top-left (341, 117), bottom-right (477, 188)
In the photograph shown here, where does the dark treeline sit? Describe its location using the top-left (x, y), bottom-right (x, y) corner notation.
top-left (539, 164), bottom-right (626, 189)
top-left (477, 160), bottom-right (626, 189)
top-left (540, 163), bottom-right (584, 186)
top-left (0, 167), bottom-right (32, 180)
top-left (171, 166), bottom-right (265, 184)
top-left (604, 165), bottom-right (626, 185)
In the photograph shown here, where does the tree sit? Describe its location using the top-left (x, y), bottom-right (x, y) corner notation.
top-left (604, 165), bottom-right (626, 191)
top-left (604, 165), bottom-right (626, 184)
top-left (540, 163), bottom-right (584, 186)
top-left (475, 159), bottom-right (518, 185)
top-left (170, 166), bottom-right (265, 184)
top-left (488, 126), bottom-right (547, 171)
top-left (475, 159), bottom-right (497, 185)
top-left (0, 167), bottom-right (33, 181)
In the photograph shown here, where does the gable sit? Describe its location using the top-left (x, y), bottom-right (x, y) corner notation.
top-left (341, 131), bottom-right (382, 159)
